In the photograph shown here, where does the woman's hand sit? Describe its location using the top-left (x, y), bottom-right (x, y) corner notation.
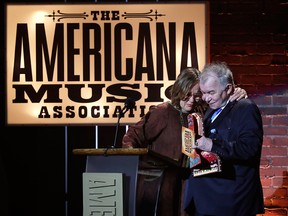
top-left (229, 87), bottom-right (248, 102)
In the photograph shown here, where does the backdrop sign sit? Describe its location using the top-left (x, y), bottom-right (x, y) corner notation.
top-left (6, 3), bottom-right (208, 125)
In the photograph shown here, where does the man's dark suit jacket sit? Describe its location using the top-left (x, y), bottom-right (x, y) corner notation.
top-left (184, 99), bottom-right (265, 216)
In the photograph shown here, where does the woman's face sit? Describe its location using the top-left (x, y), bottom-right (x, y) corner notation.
top-left (180, 83), bottom-right (201, 113)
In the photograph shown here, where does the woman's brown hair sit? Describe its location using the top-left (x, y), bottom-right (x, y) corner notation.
top-left (170, 67), bottom-right (207, 114)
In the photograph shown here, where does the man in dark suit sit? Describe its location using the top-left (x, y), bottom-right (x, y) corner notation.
top-left (184, 62), bottom-right (265, 216)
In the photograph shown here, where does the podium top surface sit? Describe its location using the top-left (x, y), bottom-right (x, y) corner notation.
top-left (73, 148), bottom-right (148, 156)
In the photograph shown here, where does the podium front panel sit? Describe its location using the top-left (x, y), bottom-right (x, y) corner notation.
top-left (85, 155), bottom-right (139, 216)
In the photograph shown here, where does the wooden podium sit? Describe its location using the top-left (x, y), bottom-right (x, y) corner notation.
top-left (73, 148), bottom-right (148, 216)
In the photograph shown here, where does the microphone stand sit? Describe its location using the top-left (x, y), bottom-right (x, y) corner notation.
top-left (105, 98), bottom-right (135, 155)
top-left (112, 108), bottom-right (125, 149)
top-left (105, 106), bottom-right (127, 155)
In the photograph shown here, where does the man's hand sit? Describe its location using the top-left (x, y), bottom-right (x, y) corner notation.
top-left (195, 136), bottom-right (213, 151)
top-left (229, 87), bottom-right (248, 102)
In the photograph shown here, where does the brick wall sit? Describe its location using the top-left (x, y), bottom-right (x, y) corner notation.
top-left (208, 0), bottom-right (288, 215)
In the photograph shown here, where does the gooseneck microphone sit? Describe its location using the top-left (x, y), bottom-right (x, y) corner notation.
top-left (109, 98), bottom-right (135, 151)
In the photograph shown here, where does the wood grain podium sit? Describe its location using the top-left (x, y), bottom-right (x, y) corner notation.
top-left (73, 148), bottom-right (148, 216)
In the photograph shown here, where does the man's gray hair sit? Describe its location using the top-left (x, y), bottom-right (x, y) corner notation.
top-left (200, 61), bottom-right (235, 89)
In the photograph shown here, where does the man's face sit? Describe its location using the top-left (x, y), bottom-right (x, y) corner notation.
top-left (200, 76), bottom-right (230, 110)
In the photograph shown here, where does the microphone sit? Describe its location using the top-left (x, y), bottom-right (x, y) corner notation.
top-left (121, 98), bottom-right (136, 115)
top-left (108, 98), bottom-right (135, 151)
